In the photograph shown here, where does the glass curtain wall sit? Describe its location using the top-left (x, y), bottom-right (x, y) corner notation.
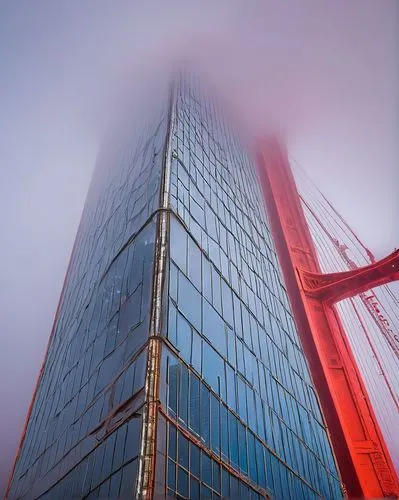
top-left (8, 76), bottom-right (343, 500)
top-left (7, 91), bottom-right (169, 499)
top-left (157, 77), bottom-right (343, 499)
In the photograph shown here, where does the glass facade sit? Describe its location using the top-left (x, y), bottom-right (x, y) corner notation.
top-left (7, 92), bottom-right (169, 499)
top-left (8, 77), bottom-right (343, 499)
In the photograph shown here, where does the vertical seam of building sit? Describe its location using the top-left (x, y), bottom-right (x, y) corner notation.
top-left (136, 82), bottom-right (176, 499)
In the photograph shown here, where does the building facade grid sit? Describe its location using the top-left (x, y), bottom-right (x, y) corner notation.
top-left (157, 78), bottom-right (342, 499)
top-left (8, 77), bottom-right (343, 500)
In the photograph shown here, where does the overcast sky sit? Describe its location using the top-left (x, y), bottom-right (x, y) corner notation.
top-left (0, 0), bottom-right (397, 493)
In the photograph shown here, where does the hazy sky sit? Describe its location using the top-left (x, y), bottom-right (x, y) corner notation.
top-left (0, 0), bottom-right (397, 492)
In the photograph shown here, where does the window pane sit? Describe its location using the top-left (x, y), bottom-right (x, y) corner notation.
top-left (176, 313), bottom-right (192, 363)
top-left (168, 357), bottom-right (179, 417)
top-left (168, 424), bottom-right (177, 461)
top-left (190, 443), bottom-right (200, 478)
top-left (202, 342), bottom-right (225, 398)
top-left (170, 218), bottom-right (187, 273)
top-left (188, 237), bottom-right (202, 290)
top-left (189, 373), bottom-right (200, 434)
top-left (212, 461), bottom-right (221, 492)
top-left (179, 364), bottom-right (189, 424)
top-left (201, 484), bottom-right (212, 498)
top-left (221, 468), bottom-right (230, 498)
top-left (178, 434), bottom-right (189, 469)
top-left (210, 394), bottom-right (220, 455)
top-left (201, 452), bottom-right (212, 486)
top-left (202, 300), bottom-right (226, 357)
top-left (238, 421), bottom-right (248, 474)
top-left (178, 273), bottom-right (201, 331)
top-left (190, 476), bottom-right (200, 500)
top-left (229, 413), bottom-right (239, 470)
top-left (200, 384), bottom-right (210, 447)
top-left (226, 364), bottom-right (237, 413)
top-left (248, 431), bottom-right (258, 484)
top-left (177, 467), bottom-right (189, 498)
top-left (191, 330), bottom-right (202, 374)
top-left (167, 459), bottom-right (176, 490)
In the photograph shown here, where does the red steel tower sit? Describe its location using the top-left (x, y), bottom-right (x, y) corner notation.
top-left (257, 138), bottom-right (399, 498)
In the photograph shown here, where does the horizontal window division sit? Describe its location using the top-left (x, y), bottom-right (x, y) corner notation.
top-left (169, 212), bottom-right (291, 337)
top-left (168, 261), bottom-right (308, 388)
top-left (16, 417), bottom-right (143, 500)
top-left (98, 206), bottom-right (167, 286)
top-left (166, 298), bottom-right (329, 454)
top-left (161, 345), bottom-right (340, 498)
top-left (12, 343), bottom-right (150, 495)
top-left (164, 416), bottom-right (269, 499)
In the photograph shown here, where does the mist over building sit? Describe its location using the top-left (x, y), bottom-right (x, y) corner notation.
top-left (6, 76), bottom-right (343, 499)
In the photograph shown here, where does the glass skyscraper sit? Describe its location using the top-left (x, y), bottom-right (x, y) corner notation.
top-left (7, 77), bottom-right (343, 499)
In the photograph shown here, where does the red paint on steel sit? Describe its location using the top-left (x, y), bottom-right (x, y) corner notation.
top-left (299, 250), bottom-right (399, 305)
top-left (299, 197), bottom-right (399, 360)
top-left (256, 138), bottom-right (399, 499)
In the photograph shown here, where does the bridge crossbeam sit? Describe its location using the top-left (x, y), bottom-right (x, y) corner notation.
top-left (299, 249), bottom-right (399, 303)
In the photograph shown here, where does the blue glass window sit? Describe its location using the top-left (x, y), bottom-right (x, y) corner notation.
top-left (168, 357), bottom-right (179, 418)
top-left (210, 394), bottom-right (220, 455)
top-left (187, 237), bottom-right (202, 291)
top-left (179, 363), bottom-right (189, 424)
top-left (168, 424), bottom-right (177, 461)
top-left (178, 273), bottom-right (201, 331)
top-left (177, 467), bottom-right (189, 497)
top-left (200, 384), bottom-right (210, 448)
top-left (170, 217), bottom-right (187, 273)
top-left (167, 459), bottom-right (176, 490)
top-left (191, 329), bottom-right (202, 374)
top-left (190, 442), bottom-right (200, 477)
top-left (226, 363), bottom-right (237, 412)
top-left (202, 342), bottom-right (226, 399)
top-left (190, 477), bottom-right (200, 499)
top-left (228, 412), bottom-right (239, 470)
top-left (202, 299), bottom-right (227, 357)
top-left (189, 373), bottom-right (200, 434)
top-left (178, 433), bottom-right (189, 469)
top-left (201, 452), bottom-right (212, 486)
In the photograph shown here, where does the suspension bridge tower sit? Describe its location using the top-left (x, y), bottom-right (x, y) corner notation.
top-left (257, 138), bottom-right (399, 499)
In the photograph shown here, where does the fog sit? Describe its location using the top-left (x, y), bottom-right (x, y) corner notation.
top-left (0, 0), bottom-right (397, 492)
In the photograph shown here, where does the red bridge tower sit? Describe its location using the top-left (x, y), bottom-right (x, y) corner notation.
top-left (257, 139), bottom-right (399, 498)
